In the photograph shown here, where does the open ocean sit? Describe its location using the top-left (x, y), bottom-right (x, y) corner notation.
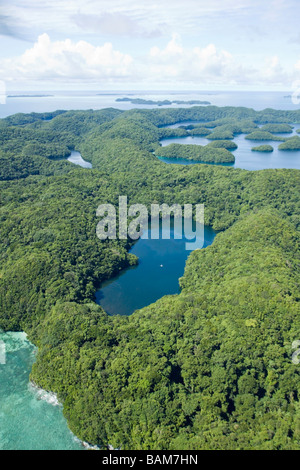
top-left (1, 89), bottom-right (299, 119)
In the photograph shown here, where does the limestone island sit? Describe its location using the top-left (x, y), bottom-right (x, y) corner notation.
top-left (206, 128), bottom-right (234, 140)
top-left (159, 128), bottom-right (189, 139)
top-left (8, 94), bottom-right (53, 98)
top-left (115, 97), bottom-right (211, 106)
top-left (278, 136), bottom-right (300, 150)
top-left (251, 145), bottom-right (274, 152)
top-left (206, 140), bottom-right (238, 150)
top-left (260, 123), bottom-right (293, 134)
top-left (155, 143), bottom-right (235, 164)
top-left (245, 130), bottom-right (286, 141)
top-left (189, 127), bottom-right (212, 137)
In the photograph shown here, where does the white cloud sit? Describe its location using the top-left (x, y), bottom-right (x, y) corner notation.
top-left (1, 0), bottom-right (299, 90)
top-left (72, 12), bottom-right (163, 38)
top-left (294, 59), bottom-right (300, 71)
top-left (144, 35), bottom-right (296, 88)
top-left (145, 34), bottom-right (252, 85)
top-left (0, 33), bottom-right (134, 82)
top-left (260, 56), bottom-right (287, 84)
top-left (2, 0), bottom-right (295, 40)
top-left (0, 32), bottom-right (295, 88)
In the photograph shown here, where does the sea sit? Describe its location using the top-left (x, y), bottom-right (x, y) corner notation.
top-left (1, 89), bottom-right (299, 119)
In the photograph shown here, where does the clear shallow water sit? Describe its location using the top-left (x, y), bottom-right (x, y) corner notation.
top-left (159, 123), bottom-right (300, 170)
top-left (96, 220), bottom-right (216, 316)
top-left (0, 331), bottom-right (83, 450)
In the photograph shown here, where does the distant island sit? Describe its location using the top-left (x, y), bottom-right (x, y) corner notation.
top-left (115, 97), bottom-right (211, 106)
top-left (8, 94), bottom-right (53, 98)
top-left (251, 145), bottom-right (274, 152)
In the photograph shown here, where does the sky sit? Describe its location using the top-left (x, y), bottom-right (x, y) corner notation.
top-left (0, 0), bottom-right (300, 91)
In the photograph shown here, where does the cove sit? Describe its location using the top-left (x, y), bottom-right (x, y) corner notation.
top-left (96, 219), bottom-right (216, 316)
top-left (67, 150), bottom-right (92, 168)
top-left (0, 331), bottom-right (84, 450)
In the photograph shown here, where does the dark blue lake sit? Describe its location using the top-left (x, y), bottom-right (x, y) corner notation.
top-left (96, 219), bottom-right (216, 316)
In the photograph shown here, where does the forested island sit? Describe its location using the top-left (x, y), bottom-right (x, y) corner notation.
top-left (278, 135), bottom-right (300, 150)
top-left (179, 118), bottom-right (258, 134)
top-left (260, 123), bottom-right (293, 133)
top-left (8, 94), bottom-right (54, 98)
top-left (115, 97), bottom-right (211, 106)
top-left (245, 130), bottom-right (286, 141)
top-left (0, 104), bottom-right (300, 450)
top-left (189, 127), bottom-right (212, 136)
top-left (206, 140), bottom-right (238, 150)
top-left (155, 143), bottom-right (235, 163)
top-left (251, 145), bottom-right (274, 152)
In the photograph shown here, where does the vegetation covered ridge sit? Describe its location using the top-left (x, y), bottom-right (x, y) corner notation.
top-left (30, 209), bottom-right (300, 450)
top-left (0, 106), bottom-right (299, 449)
top-left (155, 143), bottom-right (235, 163)
top-left (278, 136), bottom-right (300, 150)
